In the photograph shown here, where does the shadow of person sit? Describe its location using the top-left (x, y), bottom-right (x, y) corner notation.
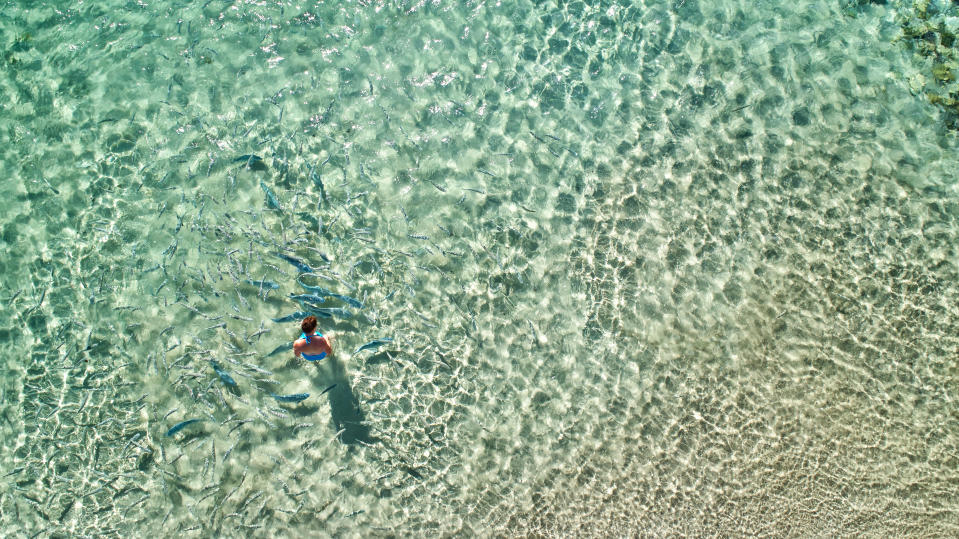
top-left (310, 356), bottom-right (375, 445)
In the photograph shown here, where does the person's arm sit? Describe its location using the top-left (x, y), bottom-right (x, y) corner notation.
top-left (320, 334), bottom-right (333, 356)
top-left (292, 339), bottom-right (302, 358)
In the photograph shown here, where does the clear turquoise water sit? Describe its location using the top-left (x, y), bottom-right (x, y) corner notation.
top-left (2, 0), bottom-right (959, 536)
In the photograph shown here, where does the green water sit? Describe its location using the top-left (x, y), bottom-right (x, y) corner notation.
top-left (2, 0), bottom-right (958, 536)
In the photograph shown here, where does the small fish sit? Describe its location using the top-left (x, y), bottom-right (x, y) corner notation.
top-left (260, 181), bottom-right (282, 210)
top-left (270, 393), bottom-right (310, 403)
top-left (275, 253), bottom-right (314, 274)
top-left (309, 161), bottom-right (327, 204)
top-left (166, 419), bottom-right (202, 437)
top-left (267, 343), bottom-right (292, 357)
top-left (210, 360), bottom-right (237, 387)
top-left (271, 311), bottom-right (310, 323)
top-left (320, 384), bottom-right (337, 396)
top-left (354, 338), bottom-right (392, 354)
top-left (244, 279), bottom-right (279, 290)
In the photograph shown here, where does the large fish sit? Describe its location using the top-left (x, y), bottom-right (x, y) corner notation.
top-left (275, 253), bottom-right (314, 274)
top-left (296, 281), bottom-right (333, 296)
top-left (325, 293), bottom-right (363, 309)
top-left (289, 293), bottom-right (326, 304)
top-left (271, 311), bottom-right (311, 323)
top-left (297, 279), bottom-right (364, 308)
top-left (267, 342), bottom-right (292, 357)
top-left (270, 393), bottom-right (310, 403)
top-left (166, 419), bottom-right (202, 437)
top-left (260, 181), bottom-right (282, 210)
top-left (245, 279), bottom-right (280, 290)
top-left (210, 360), bottom-right (237, 387)
top-left (311, 307), bottom-right (352, 319)
top-left (354, 338), bottom-right (393, 354)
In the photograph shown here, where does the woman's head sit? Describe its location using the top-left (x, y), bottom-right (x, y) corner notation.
top-left (301, 315), bottom-right (318, 334)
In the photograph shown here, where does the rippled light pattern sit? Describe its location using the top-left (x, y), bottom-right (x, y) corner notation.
top-left (1, 0), bottom-right (958, 536)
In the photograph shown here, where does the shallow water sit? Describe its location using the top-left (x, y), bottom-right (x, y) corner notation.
top-left (2, 0), bottom-right (959, 536)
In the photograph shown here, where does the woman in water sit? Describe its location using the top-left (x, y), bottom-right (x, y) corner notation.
top-left (293, 315), bottom-right (333, 361)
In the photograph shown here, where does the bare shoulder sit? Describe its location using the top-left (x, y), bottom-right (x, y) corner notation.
top-left (292, 338), bottom-right (305, 351)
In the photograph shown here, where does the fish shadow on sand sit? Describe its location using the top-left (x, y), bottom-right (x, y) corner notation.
top-left (234, 154), bottom-right (269, 172)
top-left (363, 350), bottom-right (393, 366)
top-left (289, 404), bottom-right (321, 418)
top-left (310, 357), bottom-right (374, 445)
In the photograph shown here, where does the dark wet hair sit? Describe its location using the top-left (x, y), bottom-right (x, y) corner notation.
top-left (301, 315), bottom-right (317, 334)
